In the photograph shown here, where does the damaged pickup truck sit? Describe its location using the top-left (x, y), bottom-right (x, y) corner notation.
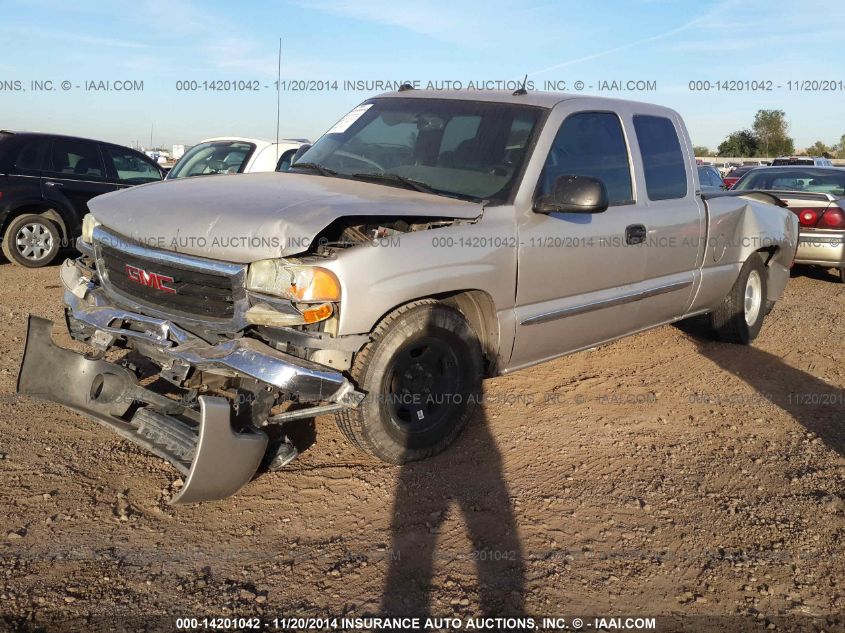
top-left (18, 90), bottom-right (798, 503)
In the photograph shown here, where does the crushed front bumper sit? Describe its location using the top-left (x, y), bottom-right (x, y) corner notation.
top-left (16, 260), bottom-right (363, 504)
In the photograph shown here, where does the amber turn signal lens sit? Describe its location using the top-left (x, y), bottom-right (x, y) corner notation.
top-left (300, 303), bottom-right (333, 324)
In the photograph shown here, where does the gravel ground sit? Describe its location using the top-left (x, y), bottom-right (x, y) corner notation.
top-left (0, 262), bottom-right (843, 632)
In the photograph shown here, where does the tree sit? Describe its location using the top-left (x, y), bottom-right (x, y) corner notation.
top-left (752, 109), bottom-right (794, 157)
top-left (717, 130), bottom-right (759, 157)
top-left (837, 134), bottom-right (845, 159)
top-left (806, 141), bottom-right (832, 157)
top-left (692, 145), bottom-right (711, 157)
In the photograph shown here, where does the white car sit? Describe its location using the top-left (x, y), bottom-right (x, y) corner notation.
top-left (166, 137), bottom-right (308, 179)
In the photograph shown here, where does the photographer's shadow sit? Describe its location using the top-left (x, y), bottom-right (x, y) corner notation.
top-left (678, 317), bottom-right (845, 457)
top-left (381, 406), bottom-right (526, 621)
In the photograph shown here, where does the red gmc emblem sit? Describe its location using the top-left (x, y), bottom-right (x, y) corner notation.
top-left (125, 264), bottom-right (176, 294)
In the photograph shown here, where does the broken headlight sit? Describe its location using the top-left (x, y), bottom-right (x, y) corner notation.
top-left (245, 260), bottom-right (340, 326)
top-left (246, 260), bottom-right (341, 302)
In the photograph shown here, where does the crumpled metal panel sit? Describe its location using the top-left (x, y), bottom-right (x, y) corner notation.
top-left (88, 171), bottom-right (481, 263)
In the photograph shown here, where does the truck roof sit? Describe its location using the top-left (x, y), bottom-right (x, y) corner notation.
top-left (374, 89), bottom-right (679, 115)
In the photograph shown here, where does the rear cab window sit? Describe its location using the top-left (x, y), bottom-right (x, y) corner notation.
top-left (633, 115), bottom-right (688, 200)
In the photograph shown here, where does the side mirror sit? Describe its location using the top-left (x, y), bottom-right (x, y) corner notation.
top-left (534, 175), bottom-right (609, 214)
top-left (291, 144), bottom-right (312, 165)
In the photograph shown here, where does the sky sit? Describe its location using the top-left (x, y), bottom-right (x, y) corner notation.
top-left (1, 0), bottom-right (843, 152)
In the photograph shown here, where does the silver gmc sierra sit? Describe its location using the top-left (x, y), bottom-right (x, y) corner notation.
top-left (18, 90), bottom-right (798, 503)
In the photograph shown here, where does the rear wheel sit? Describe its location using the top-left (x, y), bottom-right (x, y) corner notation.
top-left (335, 300), bottom-right (483, 464)
top-left (709, 255), bottom-right (768, 345)
top-left (2, 213), bottom-right (61, 268)
top-left (839, 267), bottom-right (845, 284)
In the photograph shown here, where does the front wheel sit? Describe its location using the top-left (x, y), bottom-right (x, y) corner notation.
top-left (335, 300), bottom-right (483, 464)
top-left (2, 213), bottom-right (61, 268)
top-left (709, 255), bottom-right (768, 344)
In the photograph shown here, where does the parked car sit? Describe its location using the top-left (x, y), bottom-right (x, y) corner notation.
top-left (771, 156), bottom-right (833, 167)
top-left (0, 131), bottom-right (164, 267)
top-left (166, 137), bottom-right (308, 179)
top-left (18, 91), bottom-right (797, 503)
top-left (697, 164), bottom-right (725, 192)
top-left (734, 166), bottom-right (845, 282)
top-left (723, 165), bottom-right (758, 189)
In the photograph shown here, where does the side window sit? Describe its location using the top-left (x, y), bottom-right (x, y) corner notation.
top-left (539, 112), bottom-right (633, 206)
top-left (700, 167), bottom-right (718, 187)
top-left (710, 168), bottom-right (723, 187)
top-left (633, 115), bottom-right (688, 200)
top-left (14, 139), bottom-right (47, 172)
top-left (104, 146), bottom-right (162, 184)
top-left (276, 148), bottom-right (298, 172)
top-left (50, 139), bottom-right (104, 178)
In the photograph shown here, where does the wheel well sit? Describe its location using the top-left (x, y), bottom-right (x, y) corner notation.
top-left (755, 245), bottom-right (778, 266)
top-left (370, 290), bottom-right (500, 377)
top-left (2, 205), bottom-right (69, 243)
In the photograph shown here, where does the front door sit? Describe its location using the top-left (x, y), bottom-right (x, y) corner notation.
top-left (508, 107), bottom-right (649, 370)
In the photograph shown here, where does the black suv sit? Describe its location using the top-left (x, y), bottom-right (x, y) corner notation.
top-left (0, 131), bottom-right (164, 267)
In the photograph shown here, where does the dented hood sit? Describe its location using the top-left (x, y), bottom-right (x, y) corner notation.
top-left (88, 172), bottom-right (482, 263)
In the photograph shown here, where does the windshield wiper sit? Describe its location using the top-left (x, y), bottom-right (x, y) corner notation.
top-left (291, 162), bottom-right (338, 177)
top-left (350, 172), bottom-right (437, 195)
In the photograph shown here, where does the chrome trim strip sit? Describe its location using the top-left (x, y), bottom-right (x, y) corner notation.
top-left (798, 234), bottom-right (845, 245)
top-left (92, 225), bottom-right (242, 275)
top-left (521, 279), bottom-right (693, 326)
top-left (47, 176), bottom-right (113, 186)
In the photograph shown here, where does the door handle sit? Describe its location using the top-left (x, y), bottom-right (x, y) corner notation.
top-left (44, 180), bottom-right (63, 187)
top-left (625, 224), bottom-right (647, 245)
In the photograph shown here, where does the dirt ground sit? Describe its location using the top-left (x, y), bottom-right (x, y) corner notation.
top-left (0, 261), bottom-right (843, 633)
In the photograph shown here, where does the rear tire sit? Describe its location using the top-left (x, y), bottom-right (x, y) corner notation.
top-left (709, 255), bottom-right (768, 345)
top-left (335, 300), bottom-right (483, 464)
top-left (839, 267), bottom-right (845, 284)
top-left (2, 213), bottom-right (61, 268)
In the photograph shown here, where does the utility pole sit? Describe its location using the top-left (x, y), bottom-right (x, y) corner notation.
top-left (276, 37), bottom-right (282, 162)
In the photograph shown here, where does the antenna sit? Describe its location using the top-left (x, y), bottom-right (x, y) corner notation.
top-left (512, 74), bottom-right (528, 96)
top-left (276, 37), bottom-right (282, 162)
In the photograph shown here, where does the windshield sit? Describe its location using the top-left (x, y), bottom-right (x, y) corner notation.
top-left (168, 141), bottom-right (256, 179)
top-left (294, 98), bottom-right (544, 201)
top-left (735, 168), bottom-right (845, 196)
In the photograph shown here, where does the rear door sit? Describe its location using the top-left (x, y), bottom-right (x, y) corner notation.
top-left (629, 113), bottom-right (703, 327)
top-left (43, 138), bottom-right (115, 231)
top-left (1, 136), bottom-right (49, 209)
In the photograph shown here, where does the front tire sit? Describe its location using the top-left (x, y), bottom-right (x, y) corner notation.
top-left (2, 213), bottom-right (61, 268)
top-left (335, 300), bottom-right (483, 464)
top-left (709, 255), bottom-right (768, 344)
